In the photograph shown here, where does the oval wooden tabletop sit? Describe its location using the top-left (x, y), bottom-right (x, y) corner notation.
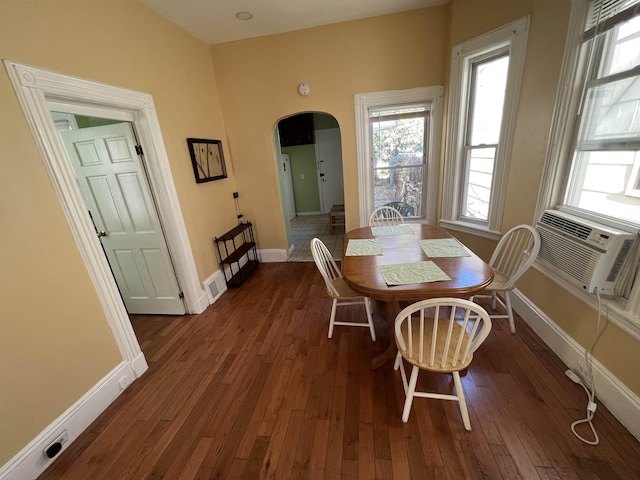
top-left (342, 224), bottom-right (494, 302)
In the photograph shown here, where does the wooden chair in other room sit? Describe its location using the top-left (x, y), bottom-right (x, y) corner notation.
top-left (394, 298), bottom-right (492, 431)
top-left (310, 238), bottom-right (376, 340)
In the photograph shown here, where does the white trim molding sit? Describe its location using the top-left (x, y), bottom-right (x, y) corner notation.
top-left (354, 86), bottom-right (443, 227)
top-left (443, 16), bottom-right (530, 237)
top-left (0, 362), bottom-right (136, 480)
top-left (511, 288), bottom-right (640, 441)
top-left (258, 248), bottom-right (289, 262)
top-left (5, 61), bottom-right (207, 316)
top-left (4, 61), bottom-right (209, 368)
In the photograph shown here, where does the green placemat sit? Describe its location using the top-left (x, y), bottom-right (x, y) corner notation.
top-left (345, 238), bottom-right (383, 256)
top-left (419, 238), bottom-right (470, 258)
top-left (370, 225), bottom-right (414, 236)
top-left (377, 261), bottom-right (451, 285)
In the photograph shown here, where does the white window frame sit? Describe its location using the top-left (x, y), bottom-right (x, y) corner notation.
top-left (536, 0), bottom-right (640, 339)
top-left (355, 87), bottom-right (443, 226)
top-left (442, 16), bottom-right (530, 240)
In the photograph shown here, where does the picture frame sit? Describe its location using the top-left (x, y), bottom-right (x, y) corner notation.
top-left (187, 138), bottom-right (227, 183)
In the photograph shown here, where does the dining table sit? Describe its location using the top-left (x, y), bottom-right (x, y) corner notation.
top-left (341, 223), bottom-right (494, 368)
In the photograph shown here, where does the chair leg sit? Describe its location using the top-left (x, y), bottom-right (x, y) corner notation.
top-left (491, 291), bottom-right (497, 310)
top-left (401, 366), bottom-right (419, 423)
top-left (505, 291), bottom-right (515, 334)
top-left (452, 371), bottom-right (471, 431)
top-left (364, 297), bottom-right (376, 341)
top-left (328, 298), bottom-right (338, 338)
top-left (393, 351), bottom-right (403, 371)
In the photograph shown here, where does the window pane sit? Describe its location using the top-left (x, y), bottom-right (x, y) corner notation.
top-left (601, 15), bottom-right (640, 76)
top-left (566, 150), bottom-right (640, 224)
top-left (373, 166), bottom-right (423, 217)
top-left (468, 55), bottom-right (509, 146)
top-left (371, 116), bottom-right (425, 169)
top-left (370, 104), bottom-right (428, 218)
top-left (579, 76), bottom-right (640, 146)
top-left (462, 147), bottom-right (496, 220)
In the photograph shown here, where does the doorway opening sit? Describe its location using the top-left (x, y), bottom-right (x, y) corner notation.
top-left (52, 112), bottom-right (185, 315)
top-left (275, 112), bottom-right (344, 261)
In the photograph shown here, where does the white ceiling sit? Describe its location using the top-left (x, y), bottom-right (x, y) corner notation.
top-left (140, 0), bottom-right (448, 45)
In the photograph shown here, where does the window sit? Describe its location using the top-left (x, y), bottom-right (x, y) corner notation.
top-left (539, 0), bottom-right (640, 335)
top-left (369, 104), bottom-right (430, 219)
top-left (355, 87), bottom-right (443, 226)
top-left (442, 17), bottom-right (530, 239)
top-left (566, 2), bottom-right (640, 225)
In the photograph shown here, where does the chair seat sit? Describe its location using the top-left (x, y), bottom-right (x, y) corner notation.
top-left (483, 270), bottom-right (513, 292)
top-left (328, 277), bottom-right (362, 299)
top-left (397, 318), bottom-right (473, 372)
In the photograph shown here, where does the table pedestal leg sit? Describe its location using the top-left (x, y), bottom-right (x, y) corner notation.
top-left (371, 300), bottom-right (402, 369)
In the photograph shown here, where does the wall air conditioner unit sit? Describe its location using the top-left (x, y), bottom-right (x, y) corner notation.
top-left (536, 210), bottom-right (636, 295)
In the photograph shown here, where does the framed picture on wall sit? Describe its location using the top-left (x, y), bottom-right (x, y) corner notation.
top-left (187, 138), bottom-right (227, 183)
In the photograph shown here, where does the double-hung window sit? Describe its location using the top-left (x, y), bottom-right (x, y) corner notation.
top-left (442, 17), bottom-right (530, 238)
top-left (369, 104), bottom-right (430, 219)
top-left (539, 0), bottom-right (640, 334)
top-left (355, 87), bottom-right (443, 226)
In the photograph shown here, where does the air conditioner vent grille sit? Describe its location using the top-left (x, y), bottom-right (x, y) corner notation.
top-left (538, 226), bottom-right (599, 284)
top-left (539, 211), bottom-right (592, 240)
top-left (606, 239), bottom-right (633, 282)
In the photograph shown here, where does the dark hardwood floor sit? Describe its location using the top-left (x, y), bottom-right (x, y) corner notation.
top-left (40, 262), bottom-right (640, 479)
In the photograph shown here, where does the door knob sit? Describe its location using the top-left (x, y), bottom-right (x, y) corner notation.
top-left (97, 230), bottom-right (108, 237)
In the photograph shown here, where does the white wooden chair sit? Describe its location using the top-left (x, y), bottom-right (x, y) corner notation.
top-left (393, 298), bottom-right (492, 430)
top-left (471, 224), bottom-right (540, 333)
top-left (369, 206), bottom-right (404, 227)
top-left (310, 238), bottom-right (376, 340)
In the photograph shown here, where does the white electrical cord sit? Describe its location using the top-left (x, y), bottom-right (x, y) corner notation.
top-left (566, 289), bottom-right (605, 446)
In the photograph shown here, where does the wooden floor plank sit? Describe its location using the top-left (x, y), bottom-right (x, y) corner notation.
top-left (37, 262), bottom-right (640, 480)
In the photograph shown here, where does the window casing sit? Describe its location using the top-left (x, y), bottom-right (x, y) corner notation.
top-left (442, 17), bottom-right (530, 239)
top-left (537, 0), bottom-right (640, 337)
top-left (355, 87), bottom-right (443, 226)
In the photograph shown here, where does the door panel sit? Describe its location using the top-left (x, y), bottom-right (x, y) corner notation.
top-left (316, 128), bottom-right (345, 213)
top-left (61, 122), bottom-right (185, 315)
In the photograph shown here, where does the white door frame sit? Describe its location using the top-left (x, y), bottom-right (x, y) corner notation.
top-left (5, 61), bottom-right (208, 376)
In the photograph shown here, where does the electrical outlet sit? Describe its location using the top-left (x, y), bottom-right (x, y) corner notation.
top-left (118, 375), bottom-right (130, 390)
top-left (43, 430), bottom-right (68, 459)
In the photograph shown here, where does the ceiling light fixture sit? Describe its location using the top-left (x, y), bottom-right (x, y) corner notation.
top-left (235, 11), bottom-right (253, 21)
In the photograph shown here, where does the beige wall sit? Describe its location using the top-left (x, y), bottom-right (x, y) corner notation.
top-left (0, 0), bottom-right (237, 464)
top-left (447, 0), bottom-right (640, 396)
top-left (2, 0), bottom-right (638, 470)
top-left (210, 7), bottom-right (448, 248)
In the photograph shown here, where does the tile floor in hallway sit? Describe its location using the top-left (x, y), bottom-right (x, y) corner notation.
top-left (288, 214), bottom-right (344, 261)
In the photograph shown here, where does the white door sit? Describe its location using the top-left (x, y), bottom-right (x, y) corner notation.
top-left (280, 153), bottom-right (296, 221)
top-left (61, 123), bottom-right (185, 315)
top-left (316, 128), bottom-right (345, 213)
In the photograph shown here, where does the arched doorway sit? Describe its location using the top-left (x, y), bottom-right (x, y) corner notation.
top-left (275, 112), bottom-right (344, 261)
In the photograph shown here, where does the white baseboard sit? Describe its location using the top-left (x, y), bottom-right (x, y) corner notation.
top-left (189, 289), bottom-right (210, 314)
top-left (295, 211), bottom-right (323, 216)
top-left (258, 248), bottom-right (289, 263)
top-left (511, 289), bottom-right (640, 441)
top-left (0, 361), bottom-right (138, 480)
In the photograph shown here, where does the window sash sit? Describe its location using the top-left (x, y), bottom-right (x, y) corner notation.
top-left (442, 16), bottom-right (529, 238)
top-left (536, 0), bottom-right (640, 334)
top-left (369, 108), bottom-right (429, 218)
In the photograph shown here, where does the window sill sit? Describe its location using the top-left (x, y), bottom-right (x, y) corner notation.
top-left (532, 262), bottom-right (640, 341)
top-left (438, 219), bottom-right (501, 241)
